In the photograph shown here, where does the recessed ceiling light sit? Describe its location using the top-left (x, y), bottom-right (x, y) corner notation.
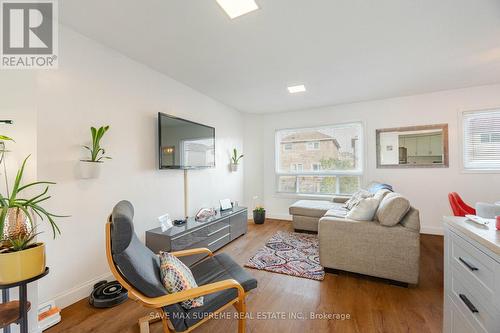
top-left (287, 85), bottom-right (306, 94)
top-left (216, 0), bottom-right (259, 19)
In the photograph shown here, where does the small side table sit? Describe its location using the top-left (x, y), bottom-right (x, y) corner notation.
top-left (0, 268), bottom-right (49, 333)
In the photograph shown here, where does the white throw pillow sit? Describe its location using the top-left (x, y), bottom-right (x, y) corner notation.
top-left (346, 197), bottom-right (380, 221)
top-left (344, 190), bottom-right (373, 210)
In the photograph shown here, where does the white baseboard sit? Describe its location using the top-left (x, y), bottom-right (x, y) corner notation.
top-left (420, 226), bottom-right (444, 235)
top-left (48, 272), bottom-right (113, 309)
top-left (266, 213), bottom-right (292, 221)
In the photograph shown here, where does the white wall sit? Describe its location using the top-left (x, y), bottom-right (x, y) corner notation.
top-left (244, 84), bottom-right (500, 235)
top-left (0, 25), bottom-right (245, 311)
top-left (0, 73), bottom-right (39, 332)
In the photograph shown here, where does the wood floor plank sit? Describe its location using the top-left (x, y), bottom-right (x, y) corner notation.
top-left (45, 219), bottom-right (443, 333)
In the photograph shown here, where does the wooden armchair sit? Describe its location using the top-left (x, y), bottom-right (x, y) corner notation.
top-left (105, 201), bottom-right (257, 333)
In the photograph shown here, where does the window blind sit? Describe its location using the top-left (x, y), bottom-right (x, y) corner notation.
top-left (463, 109), bottom-right (500, 170)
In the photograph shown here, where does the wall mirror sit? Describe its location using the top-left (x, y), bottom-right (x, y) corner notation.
top-left (376, 124), bottom-right (449, 168)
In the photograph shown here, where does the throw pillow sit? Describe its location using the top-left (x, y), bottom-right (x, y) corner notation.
top-left (367, 182), bottom-right (393, 194)
top-left (344, 189), bottom-right (373, 210)
top-left (373, 189), bottom-right (391, 202)
top-left (159, 251), bottom-right (203, 310)
top-left (376, 193), bottom-right (411, 226)
top-left (346, 197), bottom-right (380, 221)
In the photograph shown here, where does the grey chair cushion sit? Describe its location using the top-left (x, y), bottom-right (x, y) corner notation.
top-left (289, 200), bottom-right (338, 218)
top-left (376, 193), bottom-right (411, 226)
top-left (111, 201), bottom-right (186, 332)
top-left (111, 201), bottom-right (257, 333)
top-left (169, 253), bottom-right (258, 329)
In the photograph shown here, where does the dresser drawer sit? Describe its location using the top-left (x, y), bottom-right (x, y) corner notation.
top-left (171, 219), bottom-right (230, 250)
top-left (449, 231), bottom-right (497, 301)
top-left (449, 270), bottom-right (499, 333)
top-left (445, 295), bottom-right (482, 333)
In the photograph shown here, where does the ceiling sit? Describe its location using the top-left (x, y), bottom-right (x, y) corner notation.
top-left (60, 0), bottom-right (500, 113)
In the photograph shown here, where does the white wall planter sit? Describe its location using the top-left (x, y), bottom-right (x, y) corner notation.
top-left (79, 161), bottom-right (102, 179)
top-left (230, 163), bottom-right (239, 172)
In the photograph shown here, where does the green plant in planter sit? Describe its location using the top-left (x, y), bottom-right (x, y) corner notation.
top-left (6, 228), bottom-right (41, 252)
top-left (253, 206), bottom-right (266, 224)
top-left (0, 155), bottom-right (65, 241)
top-left (83, 125), bottom-right (111, 162)
top-left (253, 206), bottom-right (265, 213)
top-left (231, 148), bottom-right (244, 165)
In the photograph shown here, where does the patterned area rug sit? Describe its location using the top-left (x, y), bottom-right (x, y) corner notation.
top-left (245, 231), bottom-right (325, 281)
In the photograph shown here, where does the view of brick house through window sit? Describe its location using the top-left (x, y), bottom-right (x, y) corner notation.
top-left (276, 123), bottom-right (363, 195)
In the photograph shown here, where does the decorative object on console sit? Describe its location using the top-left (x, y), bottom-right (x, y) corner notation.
top-left (230, 148), bottom-right (244, 172)
top-left (158, 213), bottom-right (172, 232)
top-left (80, 125), bottom-right (111, 179)
top-left (195, 208), bottom-right (216, 222)
top-left (219, 198), bottom-right (232, 211)
top-left (253, 206), bottom-right (266, 224)
top-left (245, 231), bottom-right (324, 281)
top-left (376, 124), bottom-right (449, 168)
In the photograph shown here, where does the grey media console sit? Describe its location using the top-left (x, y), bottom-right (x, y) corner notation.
top-left (146, 206), bottom-right (248, 266)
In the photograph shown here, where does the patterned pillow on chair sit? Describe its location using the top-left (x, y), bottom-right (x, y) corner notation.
top-left (159, 251), bottom-right (204, 309)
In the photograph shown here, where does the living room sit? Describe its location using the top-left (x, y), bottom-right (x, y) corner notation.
top-left (0, 1), bottom-right (499, 333)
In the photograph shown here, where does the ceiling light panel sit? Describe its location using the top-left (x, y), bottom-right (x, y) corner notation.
top-left (287, 85), bottom-right (306, 94)
top-left (216, 0), bottom-right (259, 19)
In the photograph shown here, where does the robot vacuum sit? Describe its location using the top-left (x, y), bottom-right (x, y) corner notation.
top-left (89, 280), bottom-right (128, 308)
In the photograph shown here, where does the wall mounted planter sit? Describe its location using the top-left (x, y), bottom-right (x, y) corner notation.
top-left (79, 160), bottom-right (102, 179)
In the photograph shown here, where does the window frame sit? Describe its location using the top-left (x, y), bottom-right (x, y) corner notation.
top-left (275, 122), bottom-right (365, 196)
top-left (461, 107), bottom-right (500, 173)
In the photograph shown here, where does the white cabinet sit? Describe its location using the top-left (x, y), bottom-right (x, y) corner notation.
top-left (430, 134), bottom-right (442, 156)
top-left (416, 135), bottom-right (431, 156)
top-left (443, 217), bottom-right (500, 333)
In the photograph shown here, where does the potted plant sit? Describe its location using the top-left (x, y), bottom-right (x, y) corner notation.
top-left (80, 125), bottom-right (111, 179)
top-left (230, 148), bottom-right (244, 172)
top-left (0, 138), bottom-right (65, 284)
top-left (253, 206), bottom-right (266, 224)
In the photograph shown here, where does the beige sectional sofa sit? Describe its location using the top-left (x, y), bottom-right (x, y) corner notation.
top-left (289, 188), bottom-right (420, 285)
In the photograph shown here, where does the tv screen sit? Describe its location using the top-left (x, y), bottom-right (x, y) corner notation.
top-left (158, 113), bottom-right (215, 169)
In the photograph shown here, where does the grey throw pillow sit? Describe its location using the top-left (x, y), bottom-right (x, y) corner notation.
top-left (376, 193), bottom-right (411, 226)
top-left (346, 197), bottom-right (381, 221)
top-left (344, 189), bottom-right (373, 210)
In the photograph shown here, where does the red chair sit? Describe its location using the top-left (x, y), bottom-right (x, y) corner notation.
top-left (448, 192), bottom-right (476, 217)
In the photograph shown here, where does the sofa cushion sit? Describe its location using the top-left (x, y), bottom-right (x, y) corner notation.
top-left (324, 205), bottom-right (349, 218)
top-left (376, 193), bottom-right (411, 226)
top-left (346, 197), bottom-right (380, 221)
top-left (344, 190), bottom-right (373, 210)
top-left (289, 200), bottom-right (337, 218)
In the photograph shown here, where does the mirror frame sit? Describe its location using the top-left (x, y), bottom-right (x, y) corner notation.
top-left (376, 123), bottom-right (449, 168)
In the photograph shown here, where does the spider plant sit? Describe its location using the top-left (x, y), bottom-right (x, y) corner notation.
top-left (83, 125), bottom-right (111, 162)
top-left (231, 148), bottom-right (244, 165)
top-left (0, 155), bottom-right (65, 240)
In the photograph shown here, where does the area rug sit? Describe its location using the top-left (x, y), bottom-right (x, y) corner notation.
top-left (244, 231), bottom-right (325, 281)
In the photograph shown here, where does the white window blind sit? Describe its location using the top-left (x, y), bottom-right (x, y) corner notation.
top-left (463, 109), bottom-right (500, 170)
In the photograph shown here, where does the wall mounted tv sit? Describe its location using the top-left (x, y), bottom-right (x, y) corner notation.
top-left (158, 112), bottom-right (215, 169)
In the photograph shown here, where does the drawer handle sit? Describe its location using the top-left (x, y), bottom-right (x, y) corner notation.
top-left (207, 225), bottom-right (229, 237)
top-left (459, 257), bottom-right (478, 271)
top-left (207, 234), bottom-right (230, 247)
top-left (459, 294), bottom-right (479, 314)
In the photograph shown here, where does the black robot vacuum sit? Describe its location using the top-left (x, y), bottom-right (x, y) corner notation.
top-left (89, 280), bottom-right (128, 308)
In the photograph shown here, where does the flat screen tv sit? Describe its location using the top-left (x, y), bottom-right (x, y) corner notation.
top-left (158, 113), bottom-right (215, 169)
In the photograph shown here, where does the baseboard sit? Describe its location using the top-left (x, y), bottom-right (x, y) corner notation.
top-left (420, 226), bottom-right (444, 235)
top-left (266, 213), bottom-right (292, 221)
top-left (47, 272), bottom-right (113, 309)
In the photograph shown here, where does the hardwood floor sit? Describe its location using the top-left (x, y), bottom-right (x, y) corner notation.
top-left (46, 219), bottom-right (443, 333)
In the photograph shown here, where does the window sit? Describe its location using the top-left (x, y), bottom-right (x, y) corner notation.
top-left (463, 109), bottom-right (500, 170)
top-left (306, 141), bottom-right (320, 150)
top-left (276, 123), bottom-right (363, 195)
